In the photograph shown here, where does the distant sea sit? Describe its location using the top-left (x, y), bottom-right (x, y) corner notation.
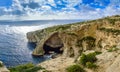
top-left (0, 19), bottom-right (83, 67)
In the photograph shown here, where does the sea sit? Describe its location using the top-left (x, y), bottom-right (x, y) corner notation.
top-left (0, 20), bottom-right (83, 67)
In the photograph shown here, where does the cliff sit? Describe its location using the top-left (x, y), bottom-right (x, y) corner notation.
top-left (27, 15), bottom-right (120, 72)
top-left (27, 15), bottom-right (120, 58)
top-left (0, 61), bottom-right (10, 72)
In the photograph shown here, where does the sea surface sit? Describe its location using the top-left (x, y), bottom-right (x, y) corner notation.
top-left (0, 20), bottom-right (83, 67)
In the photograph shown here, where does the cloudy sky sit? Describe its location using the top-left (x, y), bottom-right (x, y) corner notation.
top-left (0, 0), bottom-right (120, 20)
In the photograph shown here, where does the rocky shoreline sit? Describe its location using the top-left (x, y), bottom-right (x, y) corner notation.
top-left (0, 61), bottom-right (10, 72)
top-left (1, 15), bottom-right (119, 72)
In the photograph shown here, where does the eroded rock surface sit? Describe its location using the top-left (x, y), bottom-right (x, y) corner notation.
top-left (27, 15), bottom-right (120, 58)
top-left (0, 61), bottom-right (9, 72)
top-left (37, 56), bottom-right (75, 72)
top-left (27, 15), bottom-right (120, 72)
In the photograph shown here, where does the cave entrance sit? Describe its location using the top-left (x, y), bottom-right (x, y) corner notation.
top-left (43, 44), bottom-right (63, 54)
top-left (43, 32), bottom-right (64, 54)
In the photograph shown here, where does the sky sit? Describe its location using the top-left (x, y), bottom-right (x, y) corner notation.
top-left (0, 0), bottom-right (120, 20)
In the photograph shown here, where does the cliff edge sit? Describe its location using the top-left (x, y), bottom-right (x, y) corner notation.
top-left (0, 61), bottom-right (10, 72)
top-left (27, 15), bottom-right (120, 58)
top-left (27, 15), bottom-right (120, 72)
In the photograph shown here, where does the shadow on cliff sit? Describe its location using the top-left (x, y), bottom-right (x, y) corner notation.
top-left (43, 44), bottom-right (63, 54)
top-left (27, 42), bottom-right (37, 51)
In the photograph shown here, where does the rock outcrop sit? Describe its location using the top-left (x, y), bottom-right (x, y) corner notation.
top-left (27, 15), bottom-right (120, 58)
top-left (27, 15), bottom-right (120, 72)
top-left (94, 49), bottom-right (120, 72)
top-left (106, 54), bottom-right (120, 72)
top-left (37, 56), bottom-right (75, 72)
top-left (0, 61), bottom-right (10, 72)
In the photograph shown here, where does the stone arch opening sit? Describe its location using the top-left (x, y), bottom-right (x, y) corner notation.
top-left (43, 32), bottom-right (64, 54)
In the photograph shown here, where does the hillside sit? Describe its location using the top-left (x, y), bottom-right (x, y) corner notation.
top-left (27, 15), bottom-right (120, 72)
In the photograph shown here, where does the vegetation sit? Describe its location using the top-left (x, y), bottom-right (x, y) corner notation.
top-left (94, 51), bottom-right (102, 55)
top-left (0, 62), bottom-right (3, 67)
top-left (80, 52), bottom-right (97, 69)
top-left (76, 36), bottom-right (96, 47)
top-left (114, 15), bottom-right (120, 17)
top-left (27, 15), bottom-right (120, 72)
top-left (34, 15), bottom-right (120, 40)
top-left (81, 36), bottom-right (96, 41)
top-left (99, 28), bottom-right (120, 35)
top-left (43, 24), bottom-right (71, 33)
top-left (106, 18), bottom-right (120, 25)
top-left (9, 63), bottom-right (45, 72)
top-left (103, 15), bottom-right (120, 25)
top-left (76, 40), bottom-right (82, 47)
top-left (66, 64), bottom-right (85, 72)
top-left (66, 52), bottom-right (99, 71)
top-left (108, 46), bottom-right (119, 52)
top-left (67, 32), bottom-right (78, 37)
top-left (80, 53), bottom-right (97, 66)
top-left (35, 15), bottom-right (120, 38)
top-left (86, 62), bottom-right (97, 69)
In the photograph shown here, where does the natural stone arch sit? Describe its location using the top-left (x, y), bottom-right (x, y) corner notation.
top-left (43, 32), bottom-right (64, 54)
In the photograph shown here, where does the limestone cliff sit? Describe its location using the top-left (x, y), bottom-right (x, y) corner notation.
top-left (27, 15), bottom-right (120, 72)
top-left (27, 15), bottom-right (120, 58)
top-left (0, 61), bottom-right (10, 72)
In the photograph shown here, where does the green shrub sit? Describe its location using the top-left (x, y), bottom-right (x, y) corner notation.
top-left (0, 63), bottom-right (3, 67)
top-left (98, 28), bottom-right (120, 35)
top-left (107, 45), bottom-right (119, 52)
top-left (67, 32), bottom-right (78, 37)
top-left (80, 53), bottom-right (97, 66)
top-left (9, 63), bottom-right (43, 72)
top-left (86, 53), bottom-right (97, 63)
top-left (24, 66), bottom-right (44, 72)
top-left (107, 48), bottom-right (113, 52)
top-left (114, 15), bottom-right (120, 17)
top-left (66, 64), bottom-right (85, 72)
top-left (108, 47), bottom-right (119, 52)
top-left (86, 62), bottom-right (97, 69)
top-left (80, 54), bottom-right (88, 66)
top-left (95, 51), bottom-right (102, 55)
top-left (9, 63), bottom-right (34, 72)
top-left (81, 36), bottom-right (96, 42)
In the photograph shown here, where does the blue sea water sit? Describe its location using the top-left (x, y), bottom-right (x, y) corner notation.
top-left (0, 20), bottom-right (82, 67)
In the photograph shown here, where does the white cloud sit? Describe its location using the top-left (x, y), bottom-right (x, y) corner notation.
top-left (34, 0), bottom-right (41, 3)
top-left (0, 0), bottom-right (120, 20)
top-left (103, 6), bottom-right (120, 16)
top-left (94, 0), bottom-right (107, 6)
top-left (110, 0), bottom-right (120, 5)
top-left (20, 0), bottom-right (29, 3)
top-left (48, 0), bottom-right (56, 6)
top-left (56, 1), bottom-right (63, 5)
top-left (12, 0), bottom-right (23, 11)
top-left (41, 6), bottom-right (51, 10)
top-left (0, 0), bottom-right (82, 20)
top-left (64, 0), bottom-right (81, 8)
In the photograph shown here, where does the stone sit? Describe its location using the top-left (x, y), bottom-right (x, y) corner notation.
top-left (26, 15), bottom-right (120, 72)
top-left (0, 61), bottom-right (10, 72)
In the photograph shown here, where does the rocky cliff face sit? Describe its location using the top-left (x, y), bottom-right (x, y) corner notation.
top-left (27, 15), bottom-right (120, 72)
top-left (95, 50), bottom-right (120, 72)
top-left (0, 61), bottom-right (10, 72)
top-left (27, 15), bottom-right (120, 58)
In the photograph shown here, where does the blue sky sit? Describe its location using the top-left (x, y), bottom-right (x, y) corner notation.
top-left (0, 0), bottom-right (120, 20)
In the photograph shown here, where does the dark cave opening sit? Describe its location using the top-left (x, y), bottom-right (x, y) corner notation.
top-left (43, 32), bottom-right (64, 55)
top-left (27, 42), bottom-right (36, 51)
top-left (43, 44), bottom-right (63, 54)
